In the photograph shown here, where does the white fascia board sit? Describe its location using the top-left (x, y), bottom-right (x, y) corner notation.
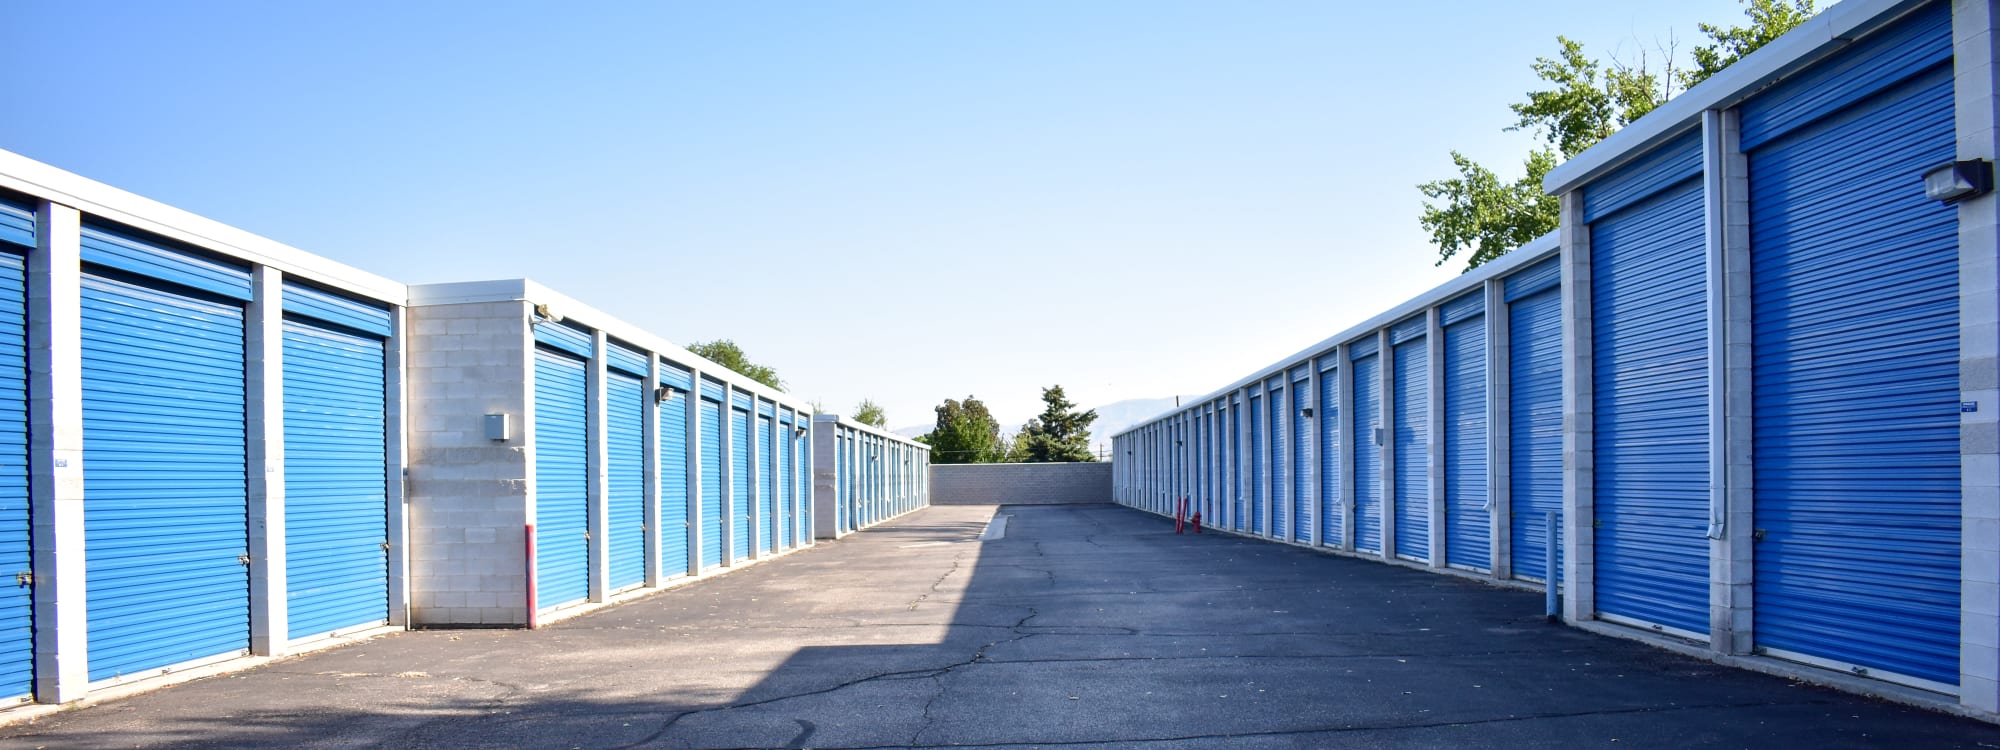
top-left (812, 412), bottom-right (931, 451)
top-left (0, 148), bottom-right (407, 304)
top-left (1544, 0), bottom-right (1927, 195)
top-left (1112, 231), bottom-right (1559, 439)
top-left (408, 278), bottom-right (819, 416)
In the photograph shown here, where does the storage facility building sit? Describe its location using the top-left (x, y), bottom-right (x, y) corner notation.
top-left (1113, 0), bottom-right (2000, 716)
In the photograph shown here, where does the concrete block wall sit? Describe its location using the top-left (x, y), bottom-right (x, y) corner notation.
top-left (931, 463), bottom-right (1111, 506)
top-left (406, 300), bottom-right (534, 627)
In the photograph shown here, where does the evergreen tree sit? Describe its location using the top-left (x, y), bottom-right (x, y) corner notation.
top-left (1014, 385), bottom-right (1098, 463)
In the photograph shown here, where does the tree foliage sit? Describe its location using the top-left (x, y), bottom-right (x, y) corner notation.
top-left (685, 339), bottom-right (783, 391)
top-left (853, 398), bottom-right (887, 428)
top-left (1684, 1), bottom-right (1817, 89)
top-left (1419, 1), bottom-right (1816, 273)
top-left (1012, 385), bottom-right (1098, 463)
top-left (920, 396), bottom-right (1008, 464)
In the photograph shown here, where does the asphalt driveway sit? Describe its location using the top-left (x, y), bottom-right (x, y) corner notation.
top-left (4, 503), bottom-right (1998, 748)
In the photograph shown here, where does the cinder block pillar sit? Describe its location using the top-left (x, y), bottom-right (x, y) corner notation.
top-left (1487, 278), bottom-right (1512, 580)
top-left (29, 201), bottom-right (86, 703)
top-left (1337, 346), bottom-right (1356, 551)
top-left (1708, 107), bottom-right (1757, 655)
top-left (384, 308), bottom-right (410, 628)
top-left (642, 356), bottom-right (662, 587)
top-left (586, 331), bottom-right (608, 602)
top-left (1560, 188), bottom-right (1596, 621)
top-left (1428, 307), bottom-right (1447, 567)
top-left (246, 267), bottom-right (286, 655)
top-left (1379, 329), bottom-right (1396, 562)
top-left (1955, 0), bottom-right (2000, 713)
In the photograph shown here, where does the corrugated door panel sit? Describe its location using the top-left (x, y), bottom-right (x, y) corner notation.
top-left (1591, 177), bottom-right (1709, 635)
top-left (1317, 358), bottom-right (1340, 545)
top-left (532, 321), bottom-right (593, 360)
top-left (1750, 64), bottom-right (1960, 688)
top-left (731, 407), bottom-right (751, 561)
top-left (659, 361), bottom-right (693, 391)
top-left (533, 348), bottom-right (590, 611)
top-left (281, 282), bottom-right (391, 338)
top-left (1394, 338), bottom-right (1428, 562)
top-left (1737, 2), bottom-right (1951, 151)
top-left (1581, 131), bottom-right (1703, 223)
top-left (1506, 257), bottom-right (1561, 301)
top-left (659, 384), bottom-right (689, 578)
top-left (82, 273), bottom-right (247, 681)
top-left (1293, 375), bottom-right (1311, 541)
top-left (1268, 384), bottom-right (1287, 540)
top-left (1352, 353), bottom-right (1383, 553)
top-left (0, 251), bottom-right (28, 699)
top-left (779, 414), bottom-right (794, 550)
top-left (1509, 287), bottom-right (1563, 583)
top-left (1443, 313), bottom-right (1490, 571)
top-left (699, 378), bottom-right (724, 402)
top-left (607, 370), bottom-right (646, 591)
top-left (606, 344), bottom-right (647, 379)
top-left (1249, 394), bottom-right (1264, 535)
top-left (282, 320), bottom-right (388, 640)
top-left (699, 398), bottom-right (723, 570)
top-left (757, 414), bottom-right (774, 555)
top-left (0, 200), bottom-right (30, 248)
top-left (80, 225), bottom-right (251, 301)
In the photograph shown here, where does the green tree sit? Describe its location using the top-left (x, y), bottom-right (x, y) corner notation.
top-left (1683, 1), bottom-right (1817, 89)
top-left (1013, 385), bottom-right (1098, 463)
top-left (1419, 1), bottom-right (1815, 273)
top-left (920, 396), bottom-right (1007, 464)
top-left (685, 339), bottom-right (783, 391)
top-left (853, 398), bottom-right (887, 428)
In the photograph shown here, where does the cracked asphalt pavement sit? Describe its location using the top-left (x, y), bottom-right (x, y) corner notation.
top-left (6, 503), bottom-right (2000, 748)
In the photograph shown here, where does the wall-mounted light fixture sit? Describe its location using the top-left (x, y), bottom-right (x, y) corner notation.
top-left (1924, 159), bottom-right (1994, 204)
top-left (1300, 407), bottom-right (1314, 418)
top-left (795, 425), bottom-right (809, 437)
top-left (654, 385), bottom-right (679, 404)
top-left (532, 303), bottom-right (563, 324)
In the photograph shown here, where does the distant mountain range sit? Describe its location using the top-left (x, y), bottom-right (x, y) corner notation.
top-left (890, 395), bottom-right (1197, 459)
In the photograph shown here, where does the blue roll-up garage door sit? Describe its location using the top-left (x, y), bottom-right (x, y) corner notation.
top-left (699, 389), bottom-right (724, 570)
top-left (1352, 344), bottom-right (1383, 554)
top-left (533, 347), bottom-right (590, 611)
top-left (1508, 259), bottom-right (1563, 583)
top-left (0, 239), bottom-right (28, 701)
top-left (1292, 371), bottom-right (1312, 544)
top-left (779, 413), bottom-right (794, 550)
top-left (1588, 133), bottom-right (1708, 638)
top-left (731, 402), bottom-right (751, 562)
top-left (659, 365), bottom-right (691, 578)
top-left (1317, 358), bottom-right (1340, 546)
top-left (1393, 324), bottom-right (1428, 563)
top-left (1248, 391), bottom-right (1263, 536)
top-left (82, 268), bottom-right (249, 681)
top-left (757, 412), bottom-right (774, 555)
top-left (281, 311), bottom-right (388, 640)
top-left (1747, 7), bottom-right (1958, 688)
top-left (1268, 382), bottom-right (1286, 540)
top-left (607, 366), bottom-right (646, 592)
top-left (1441, 292), bottom-right (1489, 571)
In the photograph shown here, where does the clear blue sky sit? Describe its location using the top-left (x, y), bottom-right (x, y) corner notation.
top-left (2, 0), bottom-right (1751, 432)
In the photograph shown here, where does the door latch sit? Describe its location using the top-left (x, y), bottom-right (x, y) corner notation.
top-left (1753, 528), bottom-right (1768, 542)
top-left (13, 572), bottom-right (30, 588)
top-left (380, 541), bottom-right (391, 552)
top-left (238, 554), bottom-right (251, 566)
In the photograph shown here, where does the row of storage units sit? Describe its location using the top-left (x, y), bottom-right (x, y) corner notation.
top-left (810, 415), bottom-right (932, 539)
top-left (1115, 0), bottom-right (2000, 716)
top-left (0, 151), bottom-right (935, 709)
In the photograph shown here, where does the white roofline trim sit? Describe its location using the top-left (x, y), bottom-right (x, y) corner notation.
top-left (1543, 0), bottom-right (1927, 195)
top-left (407, 278), bottom-right (819, 416)
top-left (1113, 230), bottom-right (1560, 440)
top-left (0, 148), bottom-right (407, 304)
top-left (811, 412), bottom-right (932, 450)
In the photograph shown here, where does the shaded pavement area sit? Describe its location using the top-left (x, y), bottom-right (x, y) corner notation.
top-left (5, 503), bottom-right (1999, 748)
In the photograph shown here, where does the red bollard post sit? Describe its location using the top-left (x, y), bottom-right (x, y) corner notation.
top-left (1174, 497), bottom-right (1186, 534)
top-left (1191, 510), bottom-right (1202, 534)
